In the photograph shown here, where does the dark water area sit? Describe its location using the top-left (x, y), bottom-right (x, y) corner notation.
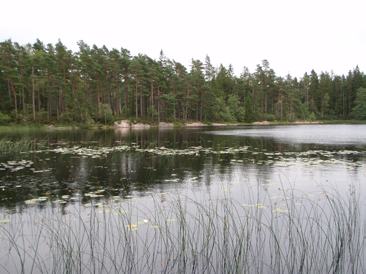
top-left (0, 125), bottom-right (365, 273)
top-left (0, 124), bottom-right (365, 210)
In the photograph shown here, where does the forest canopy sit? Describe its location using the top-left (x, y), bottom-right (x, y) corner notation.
top-left (0, 38), bottom-right (365, 125)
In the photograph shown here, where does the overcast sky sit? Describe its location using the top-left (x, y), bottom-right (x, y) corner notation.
top-left (2, 0), bottom-right (365, 78)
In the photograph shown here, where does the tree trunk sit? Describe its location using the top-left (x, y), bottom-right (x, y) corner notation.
top-left (151, 79), bottom-right (154, 120)
top-left (135, 78), bottom-right (138, 119)
top-left (140, 86), bottom-right (143, 117)
top-left (59, 87), bottom-right (63, 119)
top-left (177, 96), bottom-right (181, 119)
top-left (10, 81), bottom-right (17, 118)
top-left (173, 85), bottom-right (176, 121)
top-left (157, 86), bottom-right (160, 123)
top-left (348, 91), bottom-right (350, 116)
top-left (22, 87), bottom-right (25, 116)
top-left (32, 67), bottom-right (36, 120)
top-left (56, 99), bottom-right (59, 120)
top-left (97, 83), bottom-right (100, 113)
top-left (265, 90), bottom-right (267, 113)
top-left (124, 79), bottom-right (129, 117)
top-left (200, 90), bottom-right (203, 121)
top-left (196, 101), bottom-right (198, 120)
top-left (49, 96), bottom-right (52, 119)
top-left (37, 86), bottom-right (41, 114)
top-left (7, 80), bottom-right (12, 105)
top-left (116, 75), bottom-right (121, 116)
top-left (342, 84), bottom-right (344, 118)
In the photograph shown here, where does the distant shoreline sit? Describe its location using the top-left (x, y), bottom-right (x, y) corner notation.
top-left (2, 119), bottom-right (366, 131)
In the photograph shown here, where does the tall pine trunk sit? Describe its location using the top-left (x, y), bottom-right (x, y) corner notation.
top-left (124, 79), bottom-right (128, 117)
top-left (135, 78), bottom-right (138, 119)
top-left (32, 67), bottom-right (36, 120)
top-left (140, 86), bottom-right (143, 117)
top-left (10, 81), bottom-right (17, 118)
top-left (150, 79), bottom-right (154, 120)
top-left (22, 87), bottom-right (25, 116)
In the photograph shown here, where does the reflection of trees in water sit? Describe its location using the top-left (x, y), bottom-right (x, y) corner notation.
top-left (0, 129), bottom-right (363, 211)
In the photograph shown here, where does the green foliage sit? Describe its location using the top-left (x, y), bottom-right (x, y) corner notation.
top-left (212, 98), bottom-right (236, 122)
top-left (218, 106), bottom-right (236, 123)
top-left (60, 112), bottom-right (73, 123)
top-left (352, 88), bottom-right (366, 119)
top-left (296, 103), bottom-right (310, 121)
top-left (227, 94), bottom-right (245, 122)
top-left (244, 95), bottom-right (255, 123)
top-left (263, 113), bottom-right (275, 122)
top-left (310, 112), bottom-right (316, 121)
top-left (0, 39), bottom-right (364, 124)
top-left (0, 111), bottom-right (11, 125)
top-left (324, 110), bottom-right (338, 120)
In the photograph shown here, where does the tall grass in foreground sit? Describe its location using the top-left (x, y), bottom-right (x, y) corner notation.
top-left (0, 183), bottom-right (364, 273)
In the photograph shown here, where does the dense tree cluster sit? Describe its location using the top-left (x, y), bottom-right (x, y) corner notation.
top-left (0, 39), bottom-right (365, 124)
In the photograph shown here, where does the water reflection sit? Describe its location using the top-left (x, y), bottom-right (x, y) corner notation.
top-left (0, 125), bottom-right (364, 210)
top-left (206, 124), bottom-right (366, 146)
top-left (0, 125), bottom-right (365, 273)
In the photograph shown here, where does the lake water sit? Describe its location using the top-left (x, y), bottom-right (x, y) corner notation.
top-left (0, 124), bottom-right (365, 273)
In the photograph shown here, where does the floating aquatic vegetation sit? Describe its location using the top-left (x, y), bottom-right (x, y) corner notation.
top-left (0, 219), bottom-right (11, 223)
top-left (25, 197), bottom-right (48, 204)
top-left (19, 142), bottom-right (363, 176)
top-left (114, 210), bottom-right (128, 215)
top-left (220, 188), bottom-right (234, 192)
top-left (241, 204), bottom-right (255, 207)
top-left (164, 179), bottom-right (179, 182)
top-left (262, 183), bottom-right (275, 186)
top-left (50, 145), bottom-right (130, 158)
top-left (0, 160), bottom-right (33, 172)
top-left (94, 202), bottom-right (105, 207)
top-left (84, 192), bottom-right (104, 198)
top-left (272, 208), bottom-right (289, 213)
top-left (98, 210), bottom-right (112, 213)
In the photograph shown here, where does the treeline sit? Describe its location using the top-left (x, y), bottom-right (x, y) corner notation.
top-left (0, 38), bottom-right (365, 124)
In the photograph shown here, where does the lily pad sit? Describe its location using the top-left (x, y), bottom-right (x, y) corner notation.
top-left (0, 219), bottom-right (11, 223)
top-left (114, 210), bottom-right (128, 215)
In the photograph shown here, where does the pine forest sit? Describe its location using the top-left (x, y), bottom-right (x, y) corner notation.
top-left (1, 39), bottom-right (365, 125)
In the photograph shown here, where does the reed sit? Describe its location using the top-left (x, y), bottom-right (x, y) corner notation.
top-left (0, 182), bottom-right (364, 273)
top-left (0, 137), bottom-right (47, 155)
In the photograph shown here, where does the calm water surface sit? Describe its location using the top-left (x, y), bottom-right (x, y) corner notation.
top-left (208, 124), bottom-right (366, 146)
top-left (0, 124), bottom-right (365, 273)
top-left (0, 124), bottom-right (364, 208)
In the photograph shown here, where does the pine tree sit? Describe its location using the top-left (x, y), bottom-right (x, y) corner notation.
top-left (244, 95), bottom-right (255, 123)
top-left (352, 88), bottom-right (366, 119)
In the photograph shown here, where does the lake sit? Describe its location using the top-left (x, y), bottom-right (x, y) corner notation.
top-left (0, 124), bottom-right (365, 273)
